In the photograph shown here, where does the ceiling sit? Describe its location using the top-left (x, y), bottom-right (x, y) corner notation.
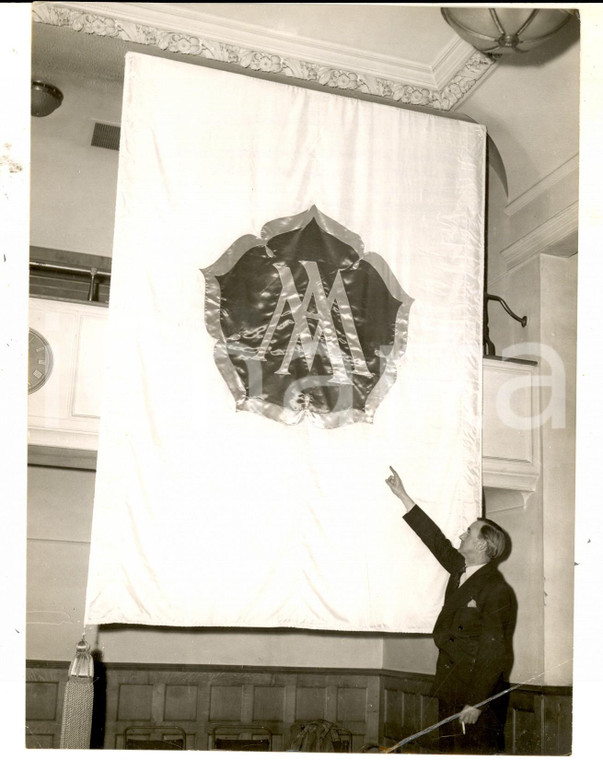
top-left (30, 3), bottom-right (580, 232)
top-left (154, 3), bottom-right (455, 63)
top-left (32, 3), bottom-right (469, 88)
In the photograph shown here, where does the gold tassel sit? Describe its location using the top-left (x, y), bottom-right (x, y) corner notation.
top-left (59, 636), bottom-right (94, 749)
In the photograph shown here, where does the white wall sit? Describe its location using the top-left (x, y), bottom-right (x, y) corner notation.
top-left (541, 254), bottom-right (577, 686)
top-left (30, 70), bottom-right (121, 256)
top-left (482, 243), bottom-right (576, 689)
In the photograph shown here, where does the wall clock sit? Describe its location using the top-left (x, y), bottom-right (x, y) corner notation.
top-left (28, 328), bottom-right (54, 394)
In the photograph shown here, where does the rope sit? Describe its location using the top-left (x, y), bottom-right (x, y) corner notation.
top-left (60, 678), bottom-right (94, 749)
top-left (59, 635), bottom-right (94, 749)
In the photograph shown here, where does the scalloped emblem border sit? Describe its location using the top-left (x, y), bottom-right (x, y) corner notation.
top-left (33, 4), bottom-right (495, 112)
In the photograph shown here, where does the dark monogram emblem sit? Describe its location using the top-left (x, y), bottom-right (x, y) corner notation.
top-left (202, 207), bottom-right (412, 427)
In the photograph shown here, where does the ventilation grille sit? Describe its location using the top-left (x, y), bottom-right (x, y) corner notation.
top-left (91, 122), bottom-right (121, 151)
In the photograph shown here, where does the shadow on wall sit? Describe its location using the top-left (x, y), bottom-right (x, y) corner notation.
top-left (90, 648), bottom-right (107, 749)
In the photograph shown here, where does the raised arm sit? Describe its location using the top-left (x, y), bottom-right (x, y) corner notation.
top-left (385, 466), bottom-right (415, 512)
top-left (386, 466), bottom-right (464, 575)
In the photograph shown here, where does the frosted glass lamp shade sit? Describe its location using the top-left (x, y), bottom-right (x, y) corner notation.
top-left (32, 81), bottom-right (63, 117)
top-left (441, 8), bottom-right (573, 55)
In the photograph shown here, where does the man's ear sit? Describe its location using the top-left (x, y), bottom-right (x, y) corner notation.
top-left (475, 537), bottom-right (488, 554)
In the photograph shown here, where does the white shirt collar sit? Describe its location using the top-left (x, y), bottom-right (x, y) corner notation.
top-left (459, 562), bottom-right (487, 585)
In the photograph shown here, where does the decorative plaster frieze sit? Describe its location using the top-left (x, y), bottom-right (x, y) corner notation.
top-left (500, 201), bottom-right (579, 272)
top-left (32, 2), bottom-right (496, 112)
top-left (505, 154), bottom-right (579, 217)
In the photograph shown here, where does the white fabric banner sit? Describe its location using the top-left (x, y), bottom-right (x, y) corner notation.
top-left (85, 53), bottom-right (485, 632)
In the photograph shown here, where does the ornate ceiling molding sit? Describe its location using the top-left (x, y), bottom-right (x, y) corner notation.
top-left (33, 2), bottom-right (496, 113)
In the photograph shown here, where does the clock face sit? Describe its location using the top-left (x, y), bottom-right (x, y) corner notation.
top-left (28, 328), bottom-right (54, 394)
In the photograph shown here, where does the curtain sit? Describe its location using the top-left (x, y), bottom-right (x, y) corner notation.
top-left (85, 53), bottom-right (485, 632)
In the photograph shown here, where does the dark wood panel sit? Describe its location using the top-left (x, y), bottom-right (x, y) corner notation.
top-left (543, 693), bottom-right (572, 755)
top-left (117, 683), bottom-right (153, 720)
top-left (295, 685), bottom-right (327, 720)
top-left (420, 693), bottom-right (439, 733)
top-left (164, 684), bottom-right (198, 722)
top-left (209, 684), bottom-right (243, 721)
top-left (336, 686), bottom-right (367, 722)
top-left (384, 686), bottom-right (403, 741)
top-left (510, 703), bottom-right (540, 755)
top-left (26, 731), bottom-right (55, 749)
top-left (25, 681), bottom-right (59, 721)
top-left (253, 685), bottom-right (285, 721)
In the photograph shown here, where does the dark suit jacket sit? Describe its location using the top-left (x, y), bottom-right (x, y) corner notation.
top-left (404, 505), bottom-right (516, 708)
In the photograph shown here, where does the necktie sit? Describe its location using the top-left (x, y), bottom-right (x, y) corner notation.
top-left (450, 566), bottom-right (466, 593)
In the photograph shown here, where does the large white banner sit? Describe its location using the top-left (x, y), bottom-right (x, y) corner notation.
top-left (85, 53), bottom-right (485, 632)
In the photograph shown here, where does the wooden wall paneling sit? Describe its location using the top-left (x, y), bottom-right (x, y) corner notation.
top-left (156, 670), bottom-right (205, 750)
top-left (26, 663), bottom-right (572, 753)
top-left (295, 683), bottom-right (328, 721)
top-left (117, 682), bottom-right (154, 721)
top-left (102, 665), bottom-right (120, 748)
top-left (419, 693), bottom-right (439, 741)
top-left (25, 665), bottom-right (67, 749)
top-left (108, 668), bottom-right (202, 749)
top-left (382, 673), bottom-right (437, 752)
top-left (324, 677), bottom-right (340, 725)
top-left (507, 688), bottom-right (541, 754)
top-left (365, 674), bottom-right (382, 748)
top-left (336, 685), bottom-right (367, 722)
top-left (164, 683), bottom-right (198, 722)
top-left (163, 682), bottom-right (199, 750)
top-left (333, 673), bottom-right (376, 750)
top-left (252, 684), bottom-right (285, 722)
top-left (209, 683), bottom-right (244, 722)
top-left (252, 683), bottom-right (286, 750)
top-left (282, 679), bottom-right (298, 748)
top-left (196, 672), bottom-right (212, 749)
top-left (112, 669), bottom-right (156, 748)
top-left (336, 683), bottom-right (368, 750)
top-left (400, 677), bottom-right (422, 734)
top-left (26, 679), bottom-right (59, 722)
top-left (241, 683), bottom-right (255, 723)
top-left (25, 731), bottom-right (55, 749)
top-left (383, 683), bottom-right (403, 744)
top-left (542, 691), bottom-right (572, 755)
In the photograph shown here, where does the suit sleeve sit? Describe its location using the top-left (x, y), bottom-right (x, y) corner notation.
top-left (466, 583), bottom-right (515, 706)
top-left (403, 505), bottom-right (465, 575)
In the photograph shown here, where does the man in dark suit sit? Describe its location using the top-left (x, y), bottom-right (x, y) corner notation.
top-left (386, 467), bottom-right (517, 754)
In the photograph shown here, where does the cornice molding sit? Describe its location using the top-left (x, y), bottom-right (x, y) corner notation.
top-left (33, 2), bottom-right (495, 112)
top-left (505, 154), bottom-right (579, 217)
top-left (500, 201), bottom-right (579, 272)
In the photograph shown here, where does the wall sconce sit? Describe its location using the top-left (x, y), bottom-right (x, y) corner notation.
top-left (441, 8), bottom-right (573, 55)
top-left (31, 81), bottom-right (64, 117)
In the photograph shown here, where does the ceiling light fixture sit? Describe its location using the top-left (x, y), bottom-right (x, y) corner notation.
top-left (441, 8), bottom-right (573, 56)
top-left (31, 81), bottom-right (64, 117)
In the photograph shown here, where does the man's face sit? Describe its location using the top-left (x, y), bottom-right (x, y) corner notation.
top-left (458, 520), bottom-right (486, 559)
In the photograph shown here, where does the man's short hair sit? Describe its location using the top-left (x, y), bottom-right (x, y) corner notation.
top-left (478, 519), bottom-right (507, 560)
